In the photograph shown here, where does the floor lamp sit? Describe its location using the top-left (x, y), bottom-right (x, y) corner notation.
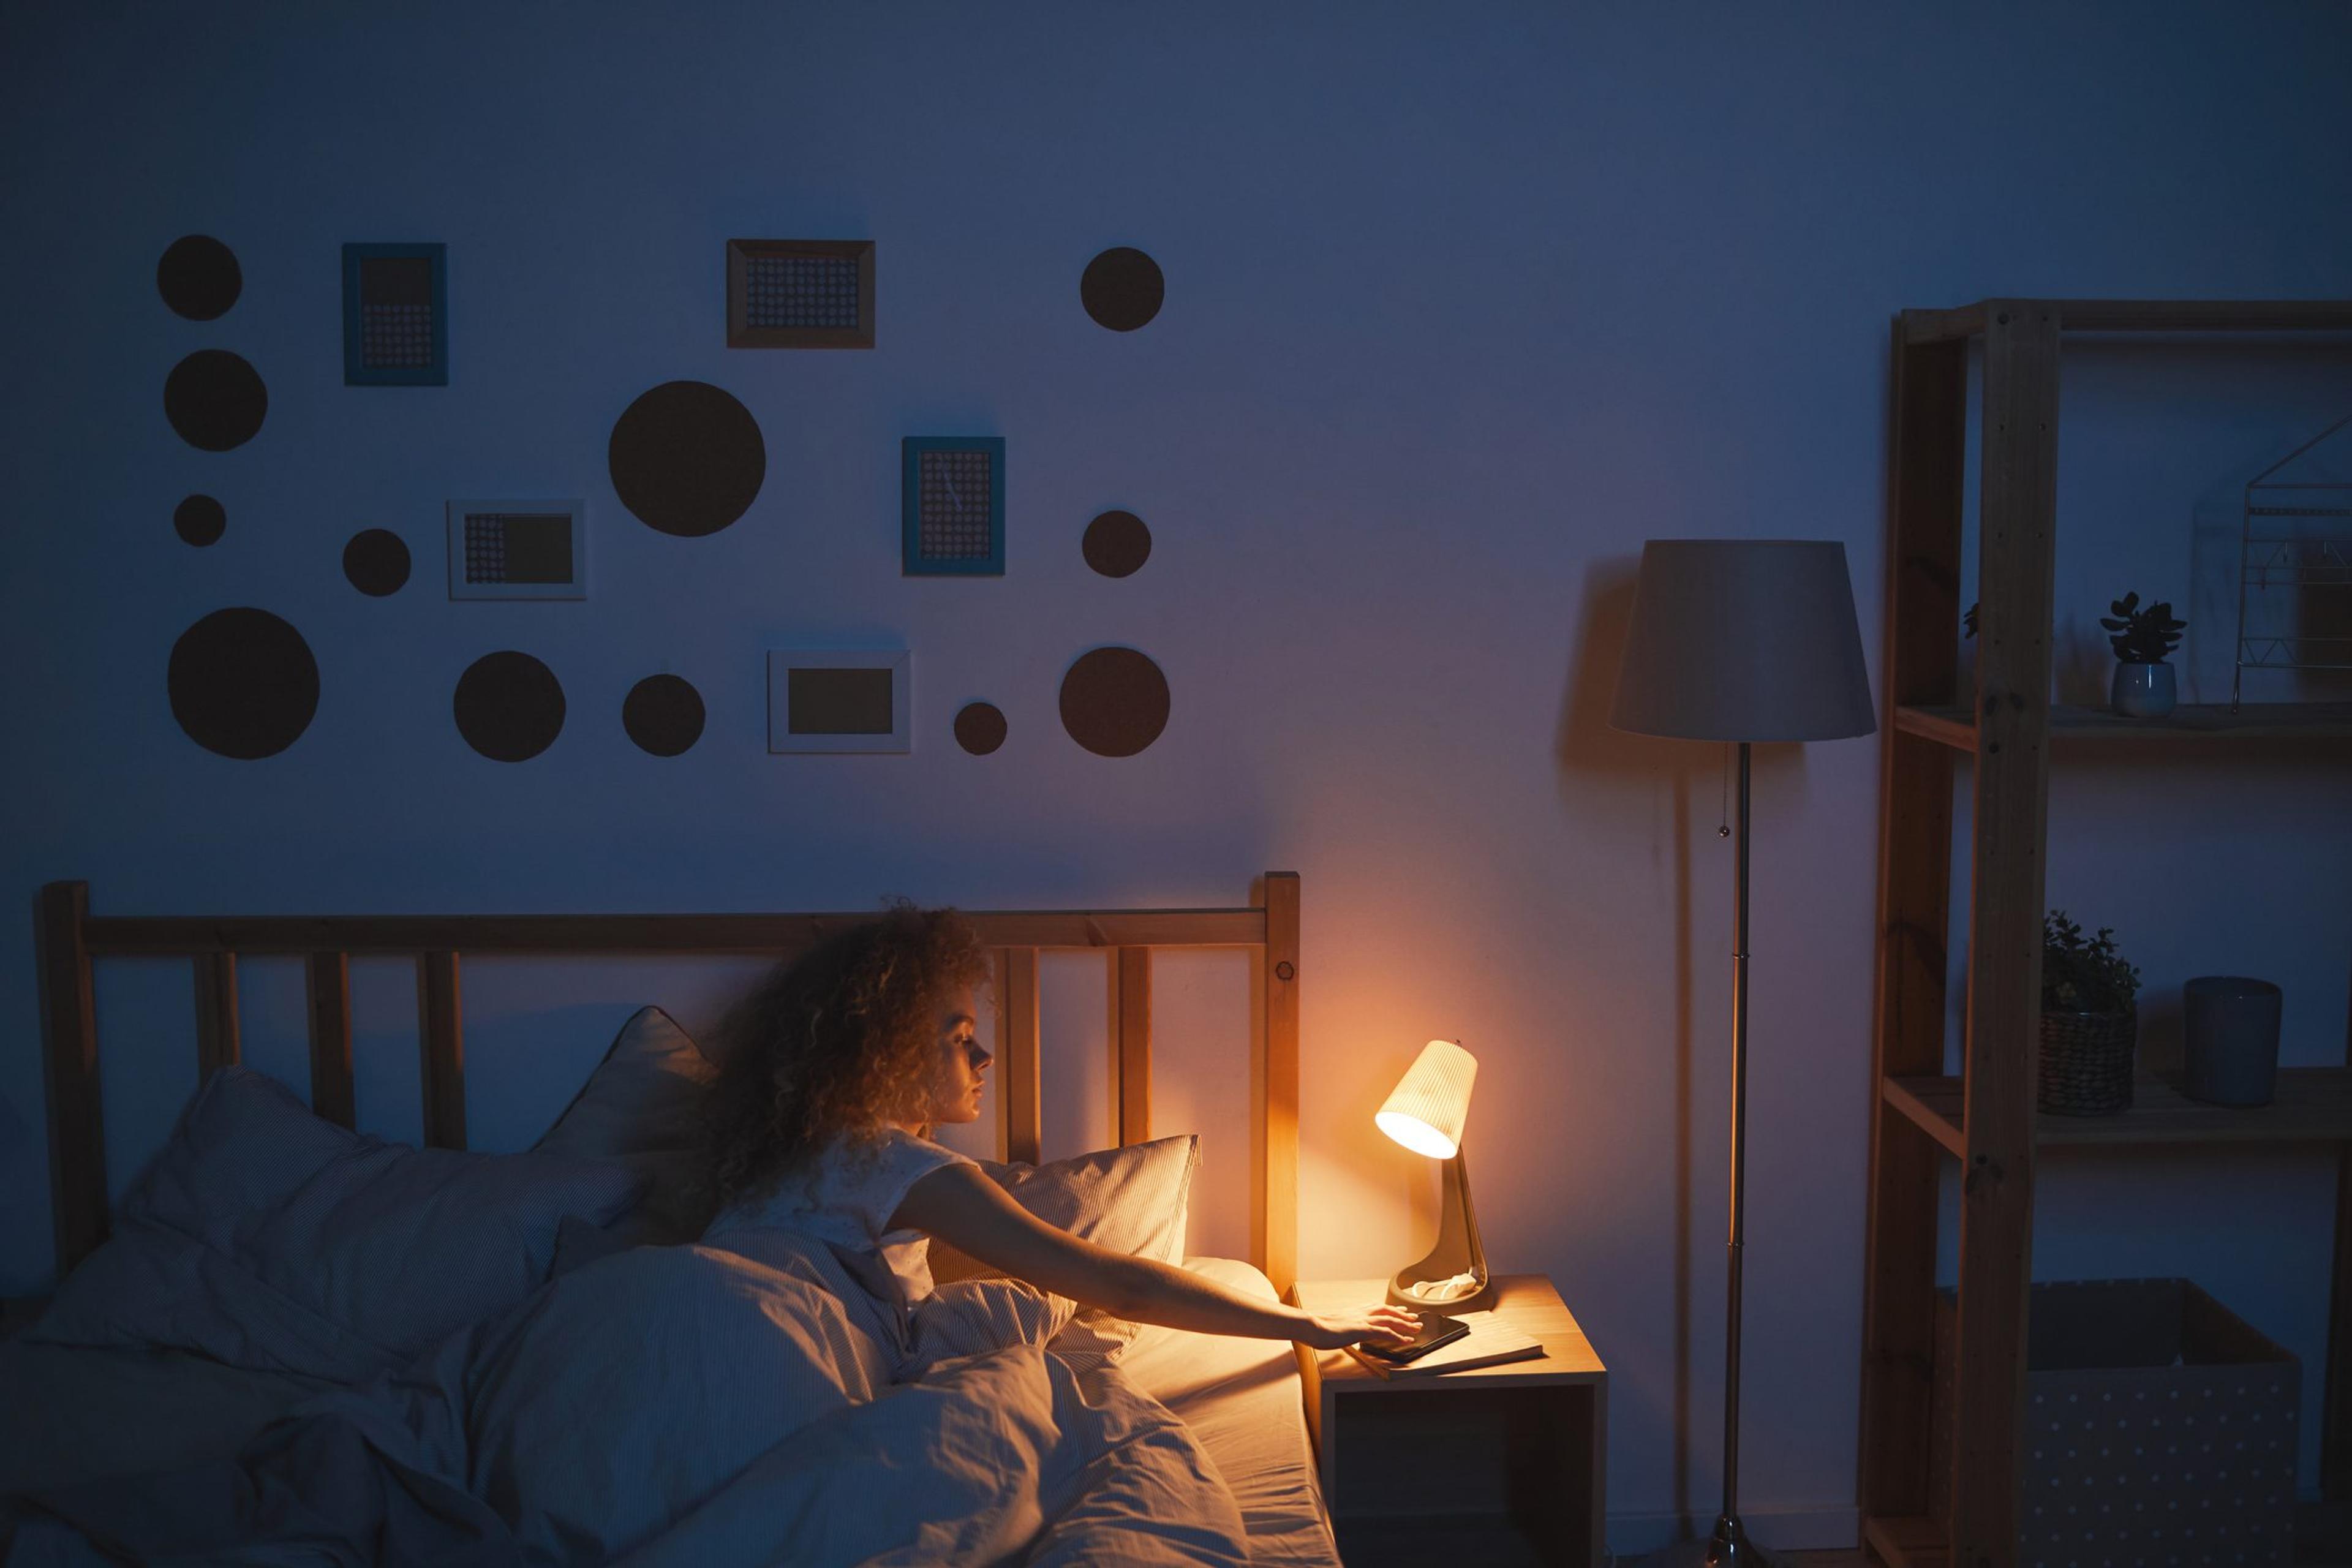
top-left (1609, 539), bottom-right (1876, 1566)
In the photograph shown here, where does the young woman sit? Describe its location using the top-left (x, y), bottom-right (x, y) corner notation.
top-left (700, 905), bottom-right (1419, 1353)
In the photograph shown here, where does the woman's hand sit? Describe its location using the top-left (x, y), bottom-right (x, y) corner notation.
top-left (1299, 1305), bottom-right (1423, 1351)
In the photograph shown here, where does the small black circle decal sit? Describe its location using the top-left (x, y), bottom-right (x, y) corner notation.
top-left (623, 674), bottom-right (705, 757)
top-left (168, 608), bottom-right (319, 760)
top-left (157, 235), bottom-right (242, 320)
top-left (175, 494), bottom-right (227, 547)
top-left (165, 349), bottom-right (267, 451)
top-left (608, 380), bottom-right (766, 537)
top-left (1082, 510), bottom-right (1152, 578)
top-left (342, 529), bottom-right (410, 597)
top-left (954, 702), bottom-right (1008, 755)
top-left (1059, 647), bottom-right (1170, 758)
top-left (454, 650), bottom-right (566, 762)
top-left (1080, 247), bottom-right (1164, 333)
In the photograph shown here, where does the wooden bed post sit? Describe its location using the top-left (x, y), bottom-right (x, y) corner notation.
top-left (1261, 872), bottom-right (1300, 1296)
top-left (418, 952), bottom-right (466, 1150)
top-left (998, 948), bottom-right (1042, 1166)
top-left (37, 880), bottom-right (107, 1278)
top-left (307, 953), bottom-right (356, 1128)
top-left (194, 953), bottom-right (241, 1076)
top-left (1115, 948), bottom-right (1153, 1145)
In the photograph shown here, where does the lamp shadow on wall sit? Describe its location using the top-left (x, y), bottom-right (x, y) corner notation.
top-left (1549, 551), bottom-right (1812, 1529)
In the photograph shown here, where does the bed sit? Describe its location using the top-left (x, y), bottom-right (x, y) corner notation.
top-left (10, 874), bottom-right (1340, 1566)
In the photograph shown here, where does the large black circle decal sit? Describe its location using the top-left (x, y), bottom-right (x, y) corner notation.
top-left (1082, 510), bottom-right (1152, 578)
top-left (157, 235), bottom-right (242, 320)
top-left (168, 608), bottom-right (319, 760)
top-left (165, 349), bottom-right (267, 451)
top-left (622, 674), bottom-right (705, 757)
top-left (1080, 247), bottom-right (1164, 333)
top-left (608, 380), bottom-right (766, 537)
top-left (1059, 647), bottom-right (1170, 758)
top-left (454, 651), bottom-right (566, 762)
top-left (175, 494), bottom-right (227, 547)
top-left (342, 529), bottom-right (410, 597)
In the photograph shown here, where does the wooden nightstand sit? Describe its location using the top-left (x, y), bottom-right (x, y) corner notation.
top-left (1289, 1275), bottom-right (1606, 1568)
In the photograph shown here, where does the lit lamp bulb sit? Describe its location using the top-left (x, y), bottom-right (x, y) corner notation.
top-left (1376, 1040), bottom-right (1490, 1311)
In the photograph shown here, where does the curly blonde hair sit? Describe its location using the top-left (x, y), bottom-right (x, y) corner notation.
top-left (701, 905), bottom-right (990, 1211)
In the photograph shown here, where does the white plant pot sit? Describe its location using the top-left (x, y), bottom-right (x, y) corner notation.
top-left (2111, 662), bottom-right (2176, 718)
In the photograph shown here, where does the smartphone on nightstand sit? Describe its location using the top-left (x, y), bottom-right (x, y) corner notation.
top-left (1357, 1311), bottom-right (1469, 1364)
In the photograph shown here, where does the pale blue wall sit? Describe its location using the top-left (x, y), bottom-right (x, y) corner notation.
top-left (4, 1), bottom-right (2348, 1548)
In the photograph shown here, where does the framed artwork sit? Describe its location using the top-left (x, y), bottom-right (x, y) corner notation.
top-left (342, 243), bottom-right (448, 385)
top-left (726, 239), bottom-right (875, 349)
top-left (446, 500), bottom-right (586, 600)
top-left (902, 436), bottom-right (1005, 576)
top-left (767, 649), bottom-right (910, 754)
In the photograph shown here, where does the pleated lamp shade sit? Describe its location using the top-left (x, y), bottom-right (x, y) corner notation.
top-left (1610, 539), bottom-right (1876, 742)
top-left (1376, 1040), bottom-right (1478, 1159)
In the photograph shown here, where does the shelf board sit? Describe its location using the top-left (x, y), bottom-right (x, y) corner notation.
top-left (1884, 1067), bottom-right (2352, 1153)
top-left (1893, 701), bottom-right (2352, 753)
top-left (1860, 1512), bottom-right (1947, 1568)
top-left (1901, 298), bottom-right (2352, 343)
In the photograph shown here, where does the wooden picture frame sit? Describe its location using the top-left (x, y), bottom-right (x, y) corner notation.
top-left (726, 239), bottom-right (875, 349)
top-left (902, 436), bottom-right (1006, 576)
top-left (767, 648), bottom-right (910, 753)
top-left (445, 500), bottom-right (587, 600)
top-left (342, 243), bottom-right (448, 386)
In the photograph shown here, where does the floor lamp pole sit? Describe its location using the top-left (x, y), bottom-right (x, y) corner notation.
top-left (1708, 740), bottom-right (1769, 1564)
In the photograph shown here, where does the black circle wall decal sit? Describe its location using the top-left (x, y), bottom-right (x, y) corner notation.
top-left (168, 608), bottom-right (319, 760)
top-left (623, 674), bottom-right (705, 757)
top-left (175, 494), bottom-right (227, 547)
top-left (454, 651), bottom-right (566, 762)
top-left (1082, 510), bottom-right (1152, 578)
top-left (165, 349), bottom-right (267, 451)
top-left (954, 701), bottom-right (1008, 756)
top-left (1059, 647), bottom-right (1169, 758)
top-left (608, 380), bottom-right (766, 537)
top-left (342, 529), bottom-right (410, 597)
top-left (1080, 247), bottom-right (1164, 333)
top-left (157, 235), bottom-right (241, 320)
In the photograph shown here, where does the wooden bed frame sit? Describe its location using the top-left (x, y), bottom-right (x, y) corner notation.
top-left (34, 873), bottom-right (1302, 1293)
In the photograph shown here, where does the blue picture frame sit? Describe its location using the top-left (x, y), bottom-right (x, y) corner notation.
top-left (342, 243), bottom-right (448, 386)
top-left (901, 436), bottom-right (1006, 576)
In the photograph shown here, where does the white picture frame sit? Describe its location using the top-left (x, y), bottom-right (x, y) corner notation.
top-left (446, 500), bottom-right (587, 600)
top-left (766, 649), bottom-right (911, 753)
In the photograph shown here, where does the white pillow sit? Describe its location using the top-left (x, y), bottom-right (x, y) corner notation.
top-left (536, 1006), bottom-right (717, 1246)
top-left (928, 1134), bottom-right (1198, 1368)
top-left (31, 1068), bottom-right (643, 1380)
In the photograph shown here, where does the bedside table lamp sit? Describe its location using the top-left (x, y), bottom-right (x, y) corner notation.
top-left (1610, 539), bottom-right (1874, 1568)
top-left (1378, 1039), bottom-right (1491, 1313)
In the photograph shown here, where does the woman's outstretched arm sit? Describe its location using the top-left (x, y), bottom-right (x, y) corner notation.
top-left (892, 1163), bottom-right (1420, 1350)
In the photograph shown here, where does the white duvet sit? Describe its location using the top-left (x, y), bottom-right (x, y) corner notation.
top-left (4, 1232), bottom-right (1253, 1567)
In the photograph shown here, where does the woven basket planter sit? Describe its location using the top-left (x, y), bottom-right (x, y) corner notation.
top-left (2038, 1008), bottom-right (2136, 1115)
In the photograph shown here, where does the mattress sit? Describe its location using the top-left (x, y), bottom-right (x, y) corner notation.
top-left (1123, 1258), bottom-right (1343, 1568)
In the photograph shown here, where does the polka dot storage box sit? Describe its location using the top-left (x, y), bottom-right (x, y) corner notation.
top-left (1929, 1278), bottom-right (2299, 1564)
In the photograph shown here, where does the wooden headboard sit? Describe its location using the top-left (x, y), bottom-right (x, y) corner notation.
top-left (34, 873), bottom-right (1301, 1291)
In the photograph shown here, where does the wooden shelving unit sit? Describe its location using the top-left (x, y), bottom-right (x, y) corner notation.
top-left (1858, 298), bottom-right (2352, 1566)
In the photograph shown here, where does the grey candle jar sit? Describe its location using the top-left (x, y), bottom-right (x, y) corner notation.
top-left (2181, 976), bottom-right (2283, 1107)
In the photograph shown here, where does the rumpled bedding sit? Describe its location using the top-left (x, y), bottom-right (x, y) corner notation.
top-left (2, 1231), bottom-right (1250, 1567)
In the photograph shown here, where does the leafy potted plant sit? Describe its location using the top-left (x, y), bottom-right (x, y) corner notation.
top-left (2099, 592), bottom-right (2185, 718)
top-left (2040, 911), bottom-right (2141, 1115)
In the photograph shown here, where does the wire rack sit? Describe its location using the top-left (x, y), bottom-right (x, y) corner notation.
top-left (2233, 410), bottom-right (2352, 707)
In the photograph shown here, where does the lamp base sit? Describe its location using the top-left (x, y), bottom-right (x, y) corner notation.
top-left (1645, 1515), bottom-right (1782, 1568)
top-left (1385, 1145), bottom-right (1492, 1314)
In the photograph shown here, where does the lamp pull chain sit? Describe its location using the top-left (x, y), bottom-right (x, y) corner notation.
top-left (1717, 744), bottom-right (1732, 839)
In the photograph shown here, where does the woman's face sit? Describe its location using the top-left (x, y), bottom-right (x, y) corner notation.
top-left (924, 987), bottom-right (991, 1125)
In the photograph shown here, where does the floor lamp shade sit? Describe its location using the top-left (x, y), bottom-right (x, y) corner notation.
top-left (1609, 539), bottom-right (1875, 742)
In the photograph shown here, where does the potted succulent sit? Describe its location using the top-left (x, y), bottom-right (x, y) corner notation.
top-left (2099, 592), bottom-right (2185, 718)
top-left (2040, 911), bottom-right (2141, 1115)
